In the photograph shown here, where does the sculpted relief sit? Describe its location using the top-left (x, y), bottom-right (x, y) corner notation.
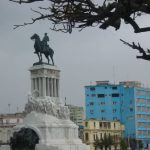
top-left (25, 92), bottom-right (70, 120)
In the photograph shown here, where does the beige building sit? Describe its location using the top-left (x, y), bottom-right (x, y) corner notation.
top-left (83, 119), bottom-right (124, 150)
top-left (0, 113), bottom-right (25, 145)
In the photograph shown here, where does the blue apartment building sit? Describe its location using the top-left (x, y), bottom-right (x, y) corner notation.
top-left (85, 81), bottom-right (150, 145)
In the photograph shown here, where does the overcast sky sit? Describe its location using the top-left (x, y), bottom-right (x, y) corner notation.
top-left (1, 0), bottom-right (150, 113)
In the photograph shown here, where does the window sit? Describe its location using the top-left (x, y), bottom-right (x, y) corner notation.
top-left (97, 94), bottom-right (105, 98)
top-left (85, 133), bottom-right (89, 141)
top-left (91, 94), bottom-right (96, 97)
top-left (94, 122), bottom-right (96, 128)
top-left (112, 93), bottom-right (119, 97)
top-left (90, 110), bottom-right (94, 114)
top-left (90, 102), bottom-right (94, 106)
top-left (104, 122), bottom-right (107, 128)
top-left (113, 102), bottom-right (117, 105)
top-left (99, 122), bottom-right (102, 128)
top-left (100, 102), bottom-right (105, 105)
top-left (101, 109), bottom-right (105, 113)
top-left (113, 109), bottom-right (117, 113)
top-left (17, 118), bottom-right (20, 123)
top-left (112, 86), bottom-right (117, 89)
top-left (130, 108), bottom-right (133, 112)
top-left (90, 87), bottom-right (95, 91)
top-left (85, 122), bottom-right (88, 127)
top-left (6, 119), bottom-right (9, 124)
top-left (114, 123), bottom-right (116, 128)
top-left (93, 134), bottom-right (96, 141)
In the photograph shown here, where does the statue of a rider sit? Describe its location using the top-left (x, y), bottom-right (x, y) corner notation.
top-left (31, 33), bottom-right (54, 65)
top-left (42, 33), bottom-right (49, 51)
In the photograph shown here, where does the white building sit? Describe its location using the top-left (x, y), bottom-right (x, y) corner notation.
top-left (0, 113), bottom-right (24, 145)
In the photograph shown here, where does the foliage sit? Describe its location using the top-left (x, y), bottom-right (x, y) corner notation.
top-left (10, 0), bottom-right (150, 33)
top-left (10, 128), bottom-right (39, 150)
top-left (120, 138), bottom-right (128, 150)
top-left (129, 138), bottom-right (143, 150)
top-left (94, 134), bottom-right (114, 150)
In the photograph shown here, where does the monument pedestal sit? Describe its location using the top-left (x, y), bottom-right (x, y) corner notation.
top-left (14, 111), bottom-right (88, 150)
top-left (10, 64), bottom-right (89, 150)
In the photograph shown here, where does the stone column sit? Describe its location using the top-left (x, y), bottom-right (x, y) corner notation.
top-left (47, 77), bottom-right (50, 96)
top-left (56, 79), bottom-right (59, 97)
top-left (29, 65), bottom-right (60, 98)
top-left (46, 77), bottom-right (48, 96)
top-left (36, 78), bottom-right (39, 91)
top-left (39, 77), bottom-right (42, 97)
top-left (54, 78), bottom-right (57, 97)
top-left (49, 78), bottom-right (52, 97)
top-left (58, 79), bottom-right (60, 97)
top-left (35, 78), bottom-right (37, 91)
top-left (50, 78), bottom-right (53, 97)
top-left (46, 77), bottom-right (50, 96)
top-left (52, 78), bottom-right (55, 97)
top-left (42, 77), bottom-right (46, 97)
top-left (56, 79), bottom-right (58, 97)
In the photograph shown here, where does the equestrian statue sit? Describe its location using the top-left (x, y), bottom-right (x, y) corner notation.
top-left (31, 33), bottom-right (54, 65)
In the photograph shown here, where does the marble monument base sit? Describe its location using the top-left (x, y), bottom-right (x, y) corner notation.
top-left (12, 111), bottom-right (89, 150)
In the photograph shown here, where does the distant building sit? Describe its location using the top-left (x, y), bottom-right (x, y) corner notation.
top-left (0, 113), bottom-right (25, 145)
top-left (83, 119), bottom-right (124, 150)
top-left (66, 104), bottom-right (84, 127)
top-left (85, 80), bottom-right (150, 146)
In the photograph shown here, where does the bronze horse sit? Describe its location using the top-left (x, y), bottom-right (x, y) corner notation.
top-left (31, 33), bottom-right (54, 65)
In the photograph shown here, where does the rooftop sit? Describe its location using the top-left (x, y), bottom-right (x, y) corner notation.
top-left (85, 80), bottom-right (143, 88)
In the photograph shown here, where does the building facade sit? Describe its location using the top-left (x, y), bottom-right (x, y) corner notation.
top-left (67, 104), bottom-right (84, 127)
top-left (83, 119), bottom-right (124, 150)
top-left (66, 104), bottom-right (84, 139)
top-left (0, 113), bottom-right (24, 145)
top-left (85, 81), bottom-right (150, 145)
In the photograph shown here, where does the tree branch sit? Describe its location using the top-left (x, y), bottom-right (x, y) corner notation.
top-left (9, 0), bottom-right (150, 33)
top-left (10, 0), bottom-right (44, 4)
top-left (120, 39), bottom-right (150, 61)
